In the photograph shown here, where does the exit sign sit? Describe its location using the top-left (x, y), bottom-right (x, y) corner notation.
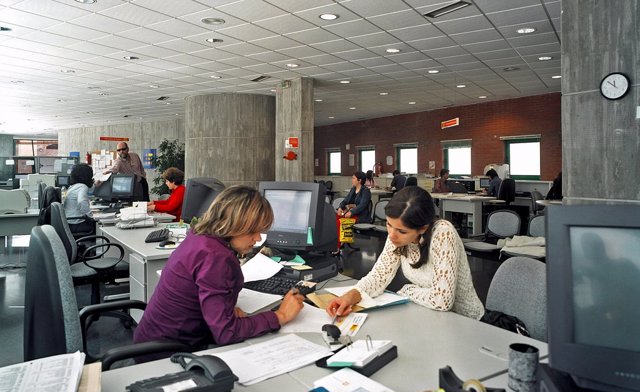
top-left (441, 118), bottom-right (459, 129)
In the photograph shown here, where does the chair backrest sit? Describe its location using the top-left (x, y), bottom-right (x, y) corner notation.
top-left (497, 178), bottom-right (516, 204)
top-left (528, 215), bottom-right (545, 237)
top-left (530, 190), bottom-right (545, 214)
top-left (37, 186), bottom-right (62, 225)
top-left (24, 225), bottom-right (83, 361)
top-left (332, 197), bottom-right (345, 212)
top-left (37, 182), bottom-right (47, 209)
top-left (405, 177), bottom-right (417, 186)
top-left (486, 210), bottom-right (521, 238)
top-left (324, 180), bottom-right (333, 191)
top-left (0, 189), bottom-right (30, 214)
top-left (373, 199), bottom-right (389, 223)
top-left (49, 202), bottom-right (77, 263)
top-left (486, 256), bottom-right (547, 341)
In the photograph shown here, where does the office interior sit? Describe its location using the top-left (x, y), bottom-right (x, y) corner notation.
top-left (1, 0), bottom-right (639, 390)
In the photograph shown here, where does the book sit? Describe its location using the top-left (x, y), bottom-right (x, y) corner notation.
top-left (312, 367), bottom-right (395, 392)
top-left (326, 339), bottom-right (394, 368)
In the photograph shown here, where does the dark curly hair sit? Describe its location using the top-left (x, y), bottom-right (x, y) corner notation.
top-left (70, 163), bottom-right (94, 188)
top-left (162, 167), bottom-right (184, 185)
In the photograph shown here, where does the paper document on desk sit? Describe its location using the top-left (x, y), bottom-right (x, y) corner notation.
top-left (211, 334), bottom-right (332, 386)
top-left (0, 351), bottom-right (85, 392)
top-left (312, 368), bottom-right (395, 392)
top-left (237, 289), bottom-right (282, 314)
top-left (326, 286), bottom-right (408, 309)
top-left (241, 252), bottom-right (283, 282)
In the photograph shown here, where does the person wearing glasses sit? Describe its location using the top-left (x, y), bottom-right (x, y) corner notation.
top-left (103, 141), bottom-right (149, 201)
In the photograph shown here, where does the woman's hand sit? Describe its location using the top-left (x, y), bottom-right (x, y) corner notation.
top-left (234, 307), bottom-right (247, 318)
top-left (147, 204), bottom-right (156, 212)
top-left (274, 289), bottom-right (305, 325)
top-left (344, 211), bottom-right (352, 218)
top-left (326, 289), bottom-right (361, 318)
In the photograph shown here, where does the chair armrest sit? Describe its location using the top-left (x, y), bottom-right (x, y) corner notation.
top-left (81, 242), bottom-right (125, 271)
top-left (100, 341), bottom-right (194, 371)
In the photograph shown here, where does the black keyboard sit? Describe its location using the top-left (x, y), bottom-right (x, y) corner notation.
top-left (145, 228), bottom-right (170, 243)
top-left (244, 276), bottom-right (315, 296)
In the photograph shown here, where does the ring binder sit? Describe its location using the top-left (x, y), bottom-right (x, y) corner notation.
top-left (316, 335), bottom-right (398, 377)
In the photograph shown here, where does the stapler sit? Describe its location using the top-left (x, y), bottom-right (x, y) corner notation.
top-left (321, 323), bottom-right (344, 349)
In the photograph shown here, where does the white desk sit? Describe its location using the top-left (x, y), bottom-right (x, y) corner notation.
top-left (101, 279), bottom-right (547, 391)
top-left (98, 224), bottom-right (177, 322)
top-left (431, 193), bottom-right (494, 236)
top-left (536, 200), bottom-right (562, 207)
top-left (0, 209), bottom-right (39, 237)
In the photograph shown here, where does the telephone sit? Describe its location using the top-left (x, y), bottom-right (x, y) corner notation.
top-left (126, 352), bottom-right (238, 392)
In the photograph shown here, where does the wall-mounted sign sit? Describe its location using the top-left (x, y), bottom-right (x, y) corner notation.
top-left (286, 137), bottom-right (299, 148)
top-left (99, 136), bottom-right (129, 141)
top-left (142, 149), bottom-right (156, 169)
top-left (441, 118), bottom-right (460, 129)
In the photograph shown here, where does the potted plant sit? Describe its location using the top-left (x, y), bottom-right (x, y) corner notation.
top-left (149, 139), bottom-right (185, 196)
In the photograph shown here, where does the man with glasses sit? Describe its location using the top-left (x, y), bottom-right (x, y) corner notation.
top-left (103, 141), bottom-right (149, 201)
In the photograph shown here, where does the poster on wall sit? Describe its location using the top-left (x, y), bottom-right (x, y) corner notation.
top-left (142, 149), bottom-right (156, 169)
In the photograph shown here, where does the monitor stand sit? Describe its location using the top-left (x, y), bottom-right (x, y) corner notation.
top-left (538, 364), bottom-right (601, 392)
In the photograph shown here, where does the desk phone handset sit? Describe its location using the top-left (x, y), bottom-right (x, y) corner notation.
top-left (126, 352), bottom-right (238, 392)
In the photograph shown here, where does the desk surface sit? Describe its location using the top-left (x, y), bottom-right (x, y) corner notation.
top-left (102, 279), bottom-right (547, 391)
top-left (536, 200), bottom-right (562, 206)
top-left (431, 193), bottom-right (495, 201)
top-left (99, 224), bottom-right (177, 260)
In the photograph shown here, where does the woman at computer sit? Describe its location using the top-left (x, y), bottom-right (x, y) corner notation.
top-left (432, 168), bottom-right (450, 193)
top-left (327, 186), bottom-right (484, 320)
top-left (364, 170), bottom-right (376, 188)
top-left (485, 168), bottom-right (502, 197)
top-left (63, 163), bottom-right (95, 235)
top-left (134, 185), bottom-right (305, 351)
top-left (147, 167), bottom-right (185, 221)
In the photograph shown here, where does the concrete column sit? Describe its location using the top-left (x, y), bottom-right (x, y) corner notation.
top-left (275, 77), bottom-right (314, 182)
top-left (562, 0), bottom-right (640, 204)
top-left (184, 93), bottom-right (275, 188)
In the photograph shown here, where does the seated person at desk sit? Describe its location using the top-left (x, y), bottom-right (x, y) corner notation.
top-left (485, 169), bottom-right (502, 197)
top-left (432, 168), bottom-right (450, 193)
top-left (147, 167), bottom-right (185, 221)
top-left (63, 163), bottom-right (95, 235)
top-left (386, 169), bottom-right (406, 192)
top-left (338, 171), bottom-right (372, 223)
top-left (134, 186), bottom-right (305, 350)
top-left (546, 171), bottom-right (563, 200)
top-left (364, 170), bottom-right (376, 188)
top-left (327, 186), bottom-right (484, 320)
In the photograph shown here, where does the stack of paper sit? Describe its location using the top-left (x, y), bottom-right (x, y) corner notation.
top-left (0, 351), bottom-right (86, 392)
top-left (312, 368), bottom-right (395, 392)
top-left (325, 286), bottom-right (409, 309)
top-left (326, 340), bottom-right (393, 367)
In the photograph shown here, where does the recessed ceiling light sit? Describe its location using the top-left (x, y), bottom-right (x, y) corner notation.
top-left (166, 102), bottom-right (172, 105)
top-left (339, 80), bottom-right (350, 84)
top-left (270, 89), bottom-right (276, 92)
top-left (329, 116), bottom-right (335, 119)
top-left (87, 86), bottom-right (101, 90)
top-left (538, 56), bottom-right (552, 61)
top-left (456, 84), bottom-right (466, 88)
top-left (205, 38), bottom-right (224, 44)
top-left (315, 99), bottom-right (323, 102)
top-left (503, 66), bottom-right (520, 72)
top-left (98, 92), bottom-right (109, 96)
top-left (149, 84), bottom-right (159, 88)
top-left (123, 56), bottom-right (139, 60)
top-left (210, 75), bottom-right (221, 79)
top-left (551, 75), bottom-right (562, 79)
top-left (428, 69), bottom-right (440, 74)
top-left (478, 95), bottom-right (487, 99)
top-left (75, 0), bottom-right (96, 3)
top-left (408, 101), bottom-right (416, 105)
top-left (385, 48), bottom-right (401, 54)
top-left (319, 14), bottom-right (339, 21)
top-left (349, 107), bottom-right (356, 110)
top-left (201, 17), bottom-right (225, 25)
top-left (1, 26), bottom-right (12, 32)
top-left (424, 1), bottom-right (471, 18)
top-left (516, 27), bottom-right (536, 34)
top-left (286, 63), bottom-right (299, 68)
top-left (60, 69), bottom-right (75, 73)
top-left (379, 92), bottom-right (389, 96)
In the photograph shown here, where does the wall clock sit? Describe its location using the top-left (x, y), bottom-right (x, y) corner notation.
top-left (600, 72), bottom-right (630, 100)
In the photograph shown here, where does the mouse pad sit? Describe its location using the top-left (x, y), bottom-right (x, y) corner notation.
top-left (156, 243), bottom-right (178, 250)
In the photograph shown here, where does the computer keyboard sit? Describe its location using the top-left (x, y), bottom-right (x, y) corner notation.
top-left (244, 276), bottom-right (315, 296)
top-left (144, 228), bottom-right (170, 243)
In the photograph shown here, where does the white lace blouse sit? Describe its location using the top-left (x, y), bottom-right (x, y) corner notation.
top-left (354, 219), bottom-right (485, 320)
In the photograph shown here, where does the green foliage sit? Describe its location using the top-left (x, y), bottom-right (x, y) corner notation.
top-left (149, 139), bottom-right (185, 196)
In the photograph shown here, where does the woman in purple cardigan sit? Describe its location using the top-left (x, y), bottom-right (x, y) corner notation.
top-left (134, 185), bottom-right (305, 350)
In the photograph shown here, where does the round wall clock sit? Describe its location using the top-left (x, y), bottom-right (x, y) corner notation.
top-left (600, 72), bottom-right (630, 100)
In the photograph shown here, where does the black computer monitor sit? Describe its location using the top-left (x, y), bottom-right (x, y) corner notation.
top-left (55, 175), bottom-right (70, 188)
top-left (259, 181), bottom-right (338, 255)
top-left (181, 177), bottom-right (226, 223)
top-left (546, 205), bottom-right (640, 392)
top-left (448, 181), bottom-right (468, 193)
top-left (479, 177), bottom-right (490, 189)
top-left (110, 175), bottom-right (135, 201)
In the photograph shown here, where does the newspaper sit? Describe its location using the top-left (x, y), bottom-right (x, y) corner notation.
top-left (0, 351), bottom-right (85, 392)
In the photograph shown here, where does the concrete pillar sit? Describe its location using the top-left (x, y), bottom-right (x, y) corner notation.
top-left (562, 0), bottom-right (640, 204)
top-left (184, 93), bottom-right (275, 188)
top-left (275, 77), bottom-right (314, 182)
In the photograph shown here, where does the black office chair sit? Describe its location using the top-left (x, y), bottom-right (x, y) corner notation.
top-left (37, 181), bottom-right (47, 210)
top-left (405, 177), bottom-right (418, 186)
top-left (24, 225), bottom-right (191, 369)
top-left (37, 185), bottom-right (61, 225)
top-left (496, 178), bottom-right (516, 206)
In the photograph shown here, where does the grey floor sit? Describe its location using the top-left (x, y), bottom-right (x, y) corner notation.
top-left (0, 231), bottom-right (501, 369)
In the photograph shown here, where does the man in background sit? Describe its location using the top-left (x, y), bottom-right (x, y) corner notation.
top-left (388, 170), bottom-right (406, 192)
top-left (104, 142), bottom-right (149, 201)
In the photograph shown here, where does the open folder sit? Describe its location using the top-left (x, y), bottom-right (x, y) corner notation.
top-left (326, 339), bottom-right (394, 368)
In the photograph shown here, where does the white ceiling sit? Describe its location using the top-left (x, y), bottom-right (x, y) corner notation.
top-left (0, 0), bottom-right (561, 135)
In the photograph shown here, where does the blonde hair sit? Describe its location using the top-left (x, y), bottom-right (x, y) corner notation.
top-left (192, 185), bottom-right (273, 239)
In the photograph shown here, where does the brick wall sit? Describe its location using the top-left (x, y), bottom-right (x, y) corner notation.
top-left (314, 93), bottom-right (562, 180)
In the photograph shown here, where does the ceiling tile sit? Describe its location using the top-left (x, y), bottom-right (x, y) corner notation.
top-left (133, 0), bottom-right (210, 18)
top-left (254, 14), bottom-right (316, 35)
top-left (217, 0), bottom-right (288, 22)
top-left (99, 3), bottom-right (172, 27)
top-left (70, 13), bottom-right (138, 34)
top-left (146, 18), bottom-right (210, 38)
top-left (323, 19), bottom-right (381, 38)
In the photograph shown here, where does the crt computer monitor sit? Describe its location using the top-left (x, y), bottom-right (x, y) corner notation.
top-left (479, 177), bottom-right (490, 189)
top-left (259, 181), bottom-right (337, 254)
top-left (181, 177), bottom-right (226, 223)
top-left (55, 175), bottom-right (70, 188)
top-left (110, 175), bottom-right (135, 200)
top-left (546, 205), bottom-right (640, 392)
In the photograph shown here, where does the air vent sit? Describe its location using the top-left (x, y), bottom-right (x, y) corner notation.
top-left (251, 75), bottom-right (271, 82)
top-left (424, 1), bottom-right (471, 18)
top-left (157, 96), bottom-right (170, 101)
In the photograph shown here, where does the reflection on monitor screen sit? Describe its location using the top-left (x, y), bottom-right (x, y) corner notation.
top-left (265, 190), bottom-right (311, 234)
top-left (480, 178), bottom-right (490, 188)
top-left (55, 175), bottom-right (70, 188)
top-left (112, 177), bottom-right (132, 193)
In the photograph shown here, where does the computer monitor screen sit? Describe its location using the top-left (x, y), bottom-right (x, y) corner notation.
top-left (259, 181), bottom-right (337, 254)
top-left (448, 181), bottom-right (468, 193)
top-left (181, 177), bottom-right (225, 223)
top-left (479, 178), bottom-right (490, 189)
top-left (110, 175), bottom-right (135, 200)
top-left (547, 205), bottom-right (640, 392)
top-left (55, 175), bottom-right (70, 188)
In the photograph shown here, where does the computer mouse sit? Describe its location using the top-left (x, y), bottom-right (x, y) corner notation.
top-left (159, 240), bottom-right (175, 247)
top-left (184, 355), bottom-right (238, 382)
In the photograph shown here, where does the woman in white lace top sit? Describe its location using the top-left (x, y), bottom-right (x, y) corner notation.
top-left (327, 186), bottom-right (485, 320)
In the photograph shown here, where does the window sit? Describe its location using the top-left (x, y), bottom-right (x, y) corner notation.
top-left (358, 148), bottom-right (375, 173)
top-left (14, 139), bottom-right (58, 156)
top-left (503, 136), bottom-right (541, 180)
top-left (328, 150), bottom-right (341, 175)
top-left (442, 140), bottom-right (472, 177)
top-left (396, 145), bottom-right (418, 174)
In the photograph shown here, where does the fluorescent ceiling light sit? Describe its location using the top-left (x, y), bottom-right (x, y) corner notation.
top-left (339, 80), bottom-right (350, 84)
top-left (286, 63), bottom-right (299, 68)
top-left (328, 116), bottom-right (335, 119)
top-left (385, 48), bottom-right (401, 54)
top-left (538, 56), bottom-right (552, 61)
top-left (379, 92), bottom-right (389, 96)
top-left (423, 1), bottom-right (471, 18)
top-left (205, 38), bottom-right (224, 43)
top-left (315, 99), bottom-right (323, 102)
top-left (201, 18), bottom-right (225, 25)
top-left (408, 101), bottom-right (416, 105)
top-left (123, 56), bottom-right (139, 60)
top-left (75, 0), bottom-right (96, 3)
top-left (456, 84), bottom-right (466, 88)
top-left (478, 95), bottom-right (487, 99)
top-left (349, 107), bottom-right (356, 110)
top-left (551, 75), bottom-right (562, 79)
top-left (516, 27), bottom-right (536, 34)
top-left (319, 14), bottom-right (339, 21)
top-left (428, 69), bottom-right (440, 74)
top-left (210, 75), bottom-right (221, 79)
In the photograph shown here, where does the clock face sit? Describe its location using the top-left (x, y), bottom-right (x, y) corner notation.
top-left (600, 73), bottom-right (630, 100)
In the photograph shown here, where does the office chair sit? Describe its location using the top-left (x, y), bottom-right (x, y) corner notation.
top-left (353, 199), bottom-right (389, 234)
top-left (37, 185), bottom-right (61, 225)
top-left (24, 225), bottom-right (192, 369)
top-left (530, 190), bottom-right (546, 215)
top-left (527, 215), bottom-right (545, 238)
top-left (464, 210), bottom-right (521, 260)
top-left (485, 256), bottom-right (547, 341)
top-left (485, 178), bottom-right (516, 207)
top-left (49, 202), bottom-right (129, 306)
top-left (332, 197), bottom-right (345, 212)
top-left (37, 181), bottom-right (47, 209)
